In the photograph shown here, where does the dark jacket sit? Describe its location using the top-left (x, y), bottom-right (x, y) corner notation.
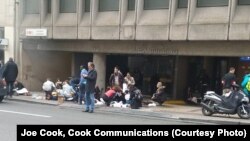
top-left (222, 73), bottom-right (236, 89)
top-left (129, 86), bottom-right (143, 109)
top-left (85, 69), bottom-right (97, 93)
top-left (2, 60), bottom-right (18, 82)
top-left (109, 72), bottom-right (124, 88)
top-left (14, 81), bottom-right (24, 90)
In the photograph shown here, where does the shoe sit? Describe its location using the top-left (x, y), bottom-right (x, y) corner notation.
top-left (89, 110), bottom-right (93, 113)
top-left (82, 109), bottom-right (89, 112)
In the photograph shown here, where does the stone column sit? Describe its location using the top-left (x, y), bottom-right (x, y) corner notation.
top-left (93, 53), bottom-right (106, 92)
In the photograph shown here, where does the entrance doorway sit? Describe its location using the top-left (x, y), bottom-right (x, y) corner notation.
top-left (106, 55), bottom-right (175, 96)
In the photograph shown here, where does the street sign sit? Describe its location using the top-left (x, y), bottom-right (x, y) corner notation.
top-left (0, 38), bottom-right (8, 45)
top-left (240, 57), bottom-right (250, 62)
top-left (26, 28), bottom-right (47, 37)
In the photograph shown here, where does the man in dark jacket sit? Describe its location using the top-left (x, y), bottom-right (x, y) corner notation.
top-left (83, 62), bottom-right (97, 113)
top-left (2, 58), bottom-right (18, 97)
top-left (109, 66), bottom-right (123, 88)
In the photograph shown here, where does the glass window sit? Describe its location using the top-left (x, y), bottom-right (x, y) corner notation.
top-left (144, 0), bottom-right (169, 10)
top-left (128, 0), bottom-right (135, 10)
top-left (0, 27), bottom-right (4, 38)
top-left (48, 0), bottom-right (51, 13)
top-left (178, 0), bottom-right (188, 8)
top-left (238, 0), bottom-right (250, 5)
top-left (85, 0), bottom-right (90, 12)
top-left (25, 0), bottom-right (40, 14)
top-left (60, 0), bottom-right (77, 13)
top-left (197, 0), bottom-right (228, 7)
top-left (99, 0), bottom-right (119, 11)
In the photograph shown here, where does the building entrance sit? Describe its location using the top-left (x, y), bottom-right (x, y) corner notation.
top-left (106, 55), bottom-right (175, 97)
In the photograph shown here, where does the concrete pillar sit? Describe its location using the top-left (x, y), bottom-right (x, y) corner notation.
top-left (93, 53), bottom-right (106, 91)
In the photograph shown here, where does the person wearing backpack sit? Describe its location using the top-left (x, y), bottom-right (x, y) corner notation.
top-left (128, 84), bottom-right (143, 109)
top-left (241, 72), bottom-right (250, 98)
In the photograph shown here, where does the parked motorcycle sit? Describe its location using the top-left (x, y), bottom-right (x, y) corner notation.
top-left (200, 84), bottom-right (250, 119)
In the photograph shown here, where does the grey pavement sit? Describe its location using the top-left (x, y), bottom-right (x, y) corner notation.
top-left (5, 92), bottom-right (250, 125)
top-left (0, 101), bottom-right (211, 141)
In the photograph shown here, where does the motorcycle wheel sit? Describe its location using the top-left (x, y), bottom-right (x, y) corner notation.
top-left (202, 100), bottom-right (214, 116)
top-left (0, 96), bottom-right (4, 102)
top-left (237, 105), bottom-right (250, 119)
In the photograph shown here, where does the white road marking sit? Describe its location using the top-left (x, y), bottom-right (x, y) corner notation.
top-left (0, 109), bottom-right (51, 118)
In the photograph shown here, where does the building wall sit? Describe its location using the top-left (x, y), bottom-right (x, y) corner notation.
top-left (18, 0), bottom-right (250, 41)
top-left (21, 46), bottom-right (72, 91)
top-left (0, 0), bottom-right (15, 63)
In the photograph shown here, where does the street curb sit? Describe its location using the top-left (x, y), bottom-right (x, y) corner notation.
top-left (7, 98), bottom-right (58, 106)
top-left (178, 117), bottom-right (250, 125)
top-left (8, 98), bottom-right (250, 125)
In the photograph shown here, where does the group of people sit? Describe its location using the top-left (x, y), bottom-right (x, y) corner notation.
top-left (101, 66), bottom-right (167, 109)
top-left (101, 66), bottom-right (143, 109)
top-left (42, 62), bottom-right (97, 113)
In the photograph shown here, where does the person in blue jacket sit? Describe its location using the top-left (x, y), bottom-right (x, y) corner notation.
top-left (241, 72), bottom-right (250, 98)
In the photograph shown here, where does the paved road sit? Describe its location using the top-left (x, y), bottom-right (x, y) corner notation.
top-left (0, 101), bottom-right (212, 141)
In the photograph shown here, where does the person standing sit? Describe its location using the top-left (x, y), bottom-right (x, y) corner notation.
top-left (109, 66), bottom-right (123, 88)
top-left (241, 72), bottom-right (250, 98)
top-left (83, 62), bottom-right (97, 113)
top-left (78, 65), bottom-right (88, 105)
top-left (221, 67), bottom-right (236, 95)
top-left (2, 57), bottom-right (18, 98)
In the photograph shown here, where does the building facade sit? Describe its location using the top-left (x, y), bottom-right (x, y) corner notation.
top-left (0, 0), bottom-right (16, 64)
top-left (16, 0), bottom-right (250, 99)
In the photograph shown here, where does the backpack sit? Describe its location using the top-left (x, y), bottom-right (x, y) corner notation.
top-left (133, 89), bottom-right (143, 101)
top-left (246, 79), bottom-right (250, 92)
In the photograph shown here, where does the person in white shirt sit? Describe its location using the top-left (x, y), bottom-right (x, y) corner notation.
top-left (61, 80), bottom-right (75, 101)
top-left (42, 78), bottom-right (55, 100)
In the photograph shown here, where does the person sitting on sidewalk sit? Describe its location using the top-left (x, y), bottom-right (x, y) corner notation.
top-left (60, 80), bottom-right (76, 101)
top-left (55, 78), bottom-right (63, 89)
top-left (13, 80), bottom-right (30, 96)
top-left (151, 82), bottom-right (166, 106)
top-left (102, 87), bottom-right (116, 106)
top-left (42, 78), bottom-right (56, 100)
top-left (129, 84), bottom-right (143, 109)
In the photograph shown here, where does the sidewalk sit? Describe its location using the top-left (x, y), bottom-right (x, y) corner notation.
top-left (7, 92), bottom-right (250, 124)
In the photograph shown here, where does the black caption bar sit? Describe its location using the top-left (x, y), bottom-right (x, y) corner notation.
top-left (17, 125), bottom-right (250, 140)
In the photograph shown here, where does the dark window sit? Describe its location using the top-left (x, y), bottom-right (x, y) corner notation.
top-left (48, 0), bottom-right (51, 13)
top-left (60, 0), bottom-right (77, 13)
top-left (25, 0), bottom-right (40, 14)
top-left (178, 0), bottom-right (188, 8)
top-left (144, 0), bottom-right (169, 10)
top-left (197, 0), bottom-right (228, 7)
top-left (85, 0), bottom-right (90, 12)
top-left (128, 0), bottom-right (135, 11)
top-left (238, 0), bottom-right (250, 5)
top-left (0, 27), bottom-right (4, 38)
top-left (99, 0), bottom-right (119, 12)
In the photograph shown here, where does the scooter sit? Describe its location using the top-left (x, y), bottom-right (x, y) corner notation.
top-left (200, 84), bottom-right (250, 119)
